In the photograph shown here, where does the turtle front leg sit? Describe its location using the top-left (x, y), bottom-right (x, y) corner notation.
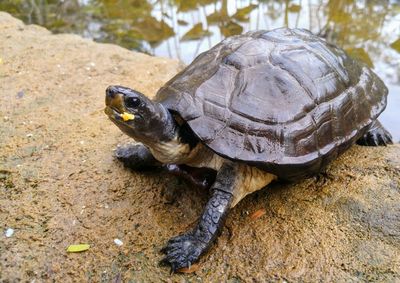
top-left (161, 162), bottom-right (236, 272)
top-left (115, 143), bottom-right (161, 171)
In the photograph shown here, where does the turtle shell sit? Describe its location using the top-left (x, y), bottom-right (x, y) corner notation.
top-left (155, 28), bottom-right (388, 180)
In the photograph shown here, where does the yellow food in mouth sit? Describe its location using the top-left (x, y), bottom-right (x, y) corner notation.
top-left (121, 112), bottom-right (135, 121)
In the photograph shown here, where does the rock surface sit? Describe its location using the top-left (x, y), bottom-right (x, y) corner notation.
top-left (0, 12), bottom-right (399, 282)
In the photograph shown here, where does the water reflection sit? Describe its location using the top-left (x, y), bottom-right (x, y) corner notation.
top-left (1, 0), bottom-right (399, 139)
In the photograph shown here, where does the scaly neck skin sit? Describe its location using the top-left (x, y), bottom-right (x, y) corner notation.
top-left (148, 135), bottom-right (201, 165)
top-left (138, 105), bottom-right (199, 164)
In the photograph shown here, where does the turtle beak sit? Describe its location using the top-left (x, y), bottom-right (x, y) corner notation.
top-left (105, 86), bottom-right (124, 113)
top-left (105, 86), bottom-right (135, 122)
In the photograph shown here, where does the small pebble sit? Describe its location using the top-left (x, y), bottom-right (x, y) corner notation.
top-left (26, 133), bottom-right (33, 138)
top-left (17, 90), bottom-right (24, 98)
top-left (5, 228), bottom-right (14, 237)
top-left (114, 239), bottom-right (123, 246)
top-left (3, 116), bottom-right (9, 122)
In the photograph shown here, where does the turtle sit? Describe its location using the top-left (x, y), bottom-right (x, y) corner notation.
top-left (104, 28), bottom-right (393, 272)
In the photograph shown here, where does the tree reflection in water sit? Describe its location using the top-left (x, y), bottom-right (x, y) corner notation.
top-left (1, 0), bottom-right (399, 138)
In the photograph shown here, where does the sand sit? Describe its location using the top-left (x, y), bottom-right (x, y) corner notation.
top-left (1, 12), bottom-right (399, 282)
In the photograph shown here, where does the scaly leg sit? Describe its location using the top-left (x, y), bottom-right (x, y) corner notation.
top-left (115, 143), bottom-right (161, 171)
top-left (165, 164), bottom-right (216, 191)
top-left (357, 120), bottom-right (393, 146)
top-left (161, 162), bottom-right (237, 272)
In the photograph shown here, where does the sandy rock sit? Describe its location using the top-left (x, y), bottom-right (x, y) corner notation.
top-left (0, 12), bottom-right (399, 282)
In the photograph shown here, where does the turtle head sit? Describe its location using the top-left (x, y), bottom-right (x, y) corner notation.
top-left (105, 85), bottom-right (176, 143)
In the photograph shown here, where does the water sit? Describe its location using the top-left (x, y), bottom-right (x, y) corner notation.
top-left (1, 0), bottom-right (399, 140)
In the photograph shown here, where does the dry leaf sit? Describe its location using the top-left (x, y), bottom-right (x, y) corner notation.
top-left (250, 209), bottom-right (266, 220)
top-left (67, 244), bottom-right (90, 252)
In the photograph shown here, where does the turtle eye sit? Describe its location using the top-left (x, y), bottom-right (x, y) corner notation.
top-left (125, 97), bottom-right (141, 108)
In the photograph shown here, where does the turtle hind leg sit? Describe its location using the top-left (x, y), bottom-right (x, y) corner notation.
top-left (357, 120), bottom-right (393, 146)
top-left (115, 143), bottom-right (161, 171)
top-left (165, 164), bottom-right (217, 190)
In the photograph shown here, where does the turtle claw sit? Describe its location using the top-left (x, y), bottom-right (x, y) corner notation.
top-left (357, 120), bottom-right (393, 147)
top-left (357, 127), bottom-right (393, 146)
top-left (160, 233), bottom-right (204, 272)
top-left (368, 129), bottom-right (392, 146)
top-left (160, 189), bottom-right (233, 272)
